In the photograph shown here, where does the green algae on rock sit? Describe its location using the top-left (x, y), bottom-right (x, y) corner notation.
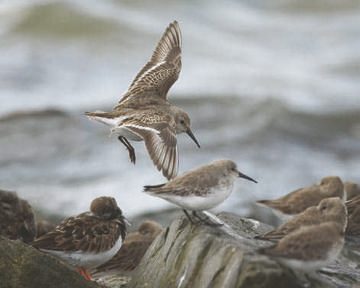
top-left (0, 236), bottom-right (99, 288)
top-left (128, 212), bottom-right (359, 288)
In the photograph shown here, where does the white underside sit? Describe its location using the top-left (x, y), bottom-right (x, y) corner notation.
top-left (88, 115), bottom-right (143, 141)
top-left (41, 237), bottom-right (123, 269)
top-left (88, 114), bottom-right (124, 127)
top-left (270, 209), bottom-right (294, 224)
top-left (279, 258), bottom-right (331, 272)
top-left (113, 127), bottom-right (143, 141)
top-left (150, 184), bottom-right (234, 211)
top-left (278, 240), bottom-right (343, 272)
top-left (256, 202), bottom-right (294, 224)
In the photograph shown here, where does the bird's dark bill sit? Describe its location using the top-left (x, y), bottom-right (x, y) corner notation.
top-left (238, 172), bottom-right (257, 183)
top-left (186, 129), bottom-right (200, 148)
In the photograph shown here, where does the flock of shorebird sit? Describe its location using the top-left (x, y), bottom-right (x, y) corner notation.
top-left (1, 21), bottom-right (359, 284)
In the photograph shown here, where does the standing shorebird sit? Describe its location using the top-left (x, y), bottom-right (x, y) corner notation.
top-left (31, 197), bottom-right (127, 281)
top-left (143, 159), bottom-right (257, 225)
top-left (256, 176), bottom-right (344, 221)
top-left (259, 221), bottom-right (345, 272)
top-left (86, 21), bottom-right (200, 180)
top-left (255, 197), bottom-right (347, 242)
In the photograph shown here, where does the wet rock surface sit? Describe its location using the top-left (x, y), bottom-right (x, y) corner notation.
top-left (1, 212), bottom-right (359, 288)
top-left (128, 212), bottom-right (360, 288)
top-left (0, 236), bottom-right (99, 288)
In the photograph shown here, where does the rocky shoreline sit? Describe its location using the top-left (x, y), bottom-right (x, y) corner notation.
top-left (1, 210), bottom-right (359, 288)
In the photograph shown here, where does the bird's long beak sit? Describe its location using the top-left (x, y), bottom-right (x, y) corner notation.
top-left (238, 172), bottom-right (257, 183)
top-left (186, 128), bottom-right (200, 148)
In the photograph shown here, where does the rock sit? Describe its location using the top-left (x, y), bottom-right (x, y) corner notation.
top-left (128, 212), bottom-right (360, 288)
top-left (3, 211), bottom-right (358, 288)
top-left (0, 236), bottom-right (100, 288)
top-left (0, 189), bottom-right (36, 243)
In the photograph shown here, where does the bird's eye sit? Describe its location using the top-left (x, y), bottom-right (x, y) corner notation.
top-left (180, 119), bottom-right (185, 125)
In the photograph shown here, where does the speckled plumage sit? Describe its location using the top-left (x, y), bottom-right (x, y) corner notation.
top-left (257, 176), bottom-right (344, 217)
top-left (256, 197), bottom-right (347, 242)
top-left (31, 197), bottom-right (127, 280)
top-left (93, 220), bottom-right (162, 275)
top-left (0, 189), bottom-right (36, 243)
top-left (259, 221), bottom-right (345, 271)
top-left (86, 21), bottom-right (199, 180)
top-left (113, 21), bottom-right (181, 109)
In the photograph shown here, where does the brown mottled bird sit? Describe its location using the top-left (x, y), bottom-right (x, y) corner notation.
top-left (255, 197), bottom-right (347, 242)
top-left (0, 189), bottom-right (36, 243)
top-left (256, 176), bottom-right (344, 221)
top-left (31, 197), bottom-right (127, 281)
top-left (93, 220), bottom-right (162, 275)
top-left (86, 21), bottom-right (200, 180)
top-left (259, 221), bottom-right (345, 272)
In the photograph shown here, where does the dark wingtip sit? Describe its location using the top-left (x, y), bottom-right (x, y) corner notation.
top-left (256, 200), bottom-right (267, 204)
top-left (143, 183), bottom-right (166, 192)
top-left (254, 234), bottom-right (266, 240)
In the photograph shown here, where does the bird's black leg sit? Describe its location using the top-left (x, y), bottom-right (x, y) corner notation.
top-left (192, 211), bottom-right (223, 227)
top-left (118, 136), bottom-right (136, 164)
top-left (183, 209), bottom-right (196, 225)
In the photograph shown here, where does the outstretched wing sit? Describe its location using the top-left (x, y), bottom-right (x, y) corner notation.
top-left (120, 116), bottom-right (179, 180)
top-left (114, 21), bottom-right (182, 110)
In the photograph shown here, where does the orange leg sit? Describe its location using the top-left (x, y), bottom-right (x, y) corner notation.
top-left (82, 268), bottom-right (92, 281)
top-left (78, 268), bottom-right (92, 281)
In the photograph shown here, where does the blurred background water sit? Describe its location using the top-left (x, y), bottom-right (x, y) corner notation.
top-left (1, 0), bottom-right (360, 221)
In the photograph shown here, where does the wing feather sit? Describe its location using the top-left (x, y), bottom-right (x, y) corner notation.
top-left (31, 215), bottom-right (122, 253)
top-left (114, 21), bottom-right (182, 110)
top-left (124, 122), bottom-right (178, 180)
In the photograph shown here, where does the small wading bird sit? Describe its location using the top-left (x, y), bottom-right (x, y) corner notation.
top-left (143, 160), bottom-right (257, 226)
top-left (86, 21), bottom-right (200, 180)
top-left (258, 221), bottom-right (345, 272)
top-left (31, 197), bottom-right (127, 281)
top-left (256, 176), bottom-right (344, 222)
top-left (255, 197), bottom-right (347, 242)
